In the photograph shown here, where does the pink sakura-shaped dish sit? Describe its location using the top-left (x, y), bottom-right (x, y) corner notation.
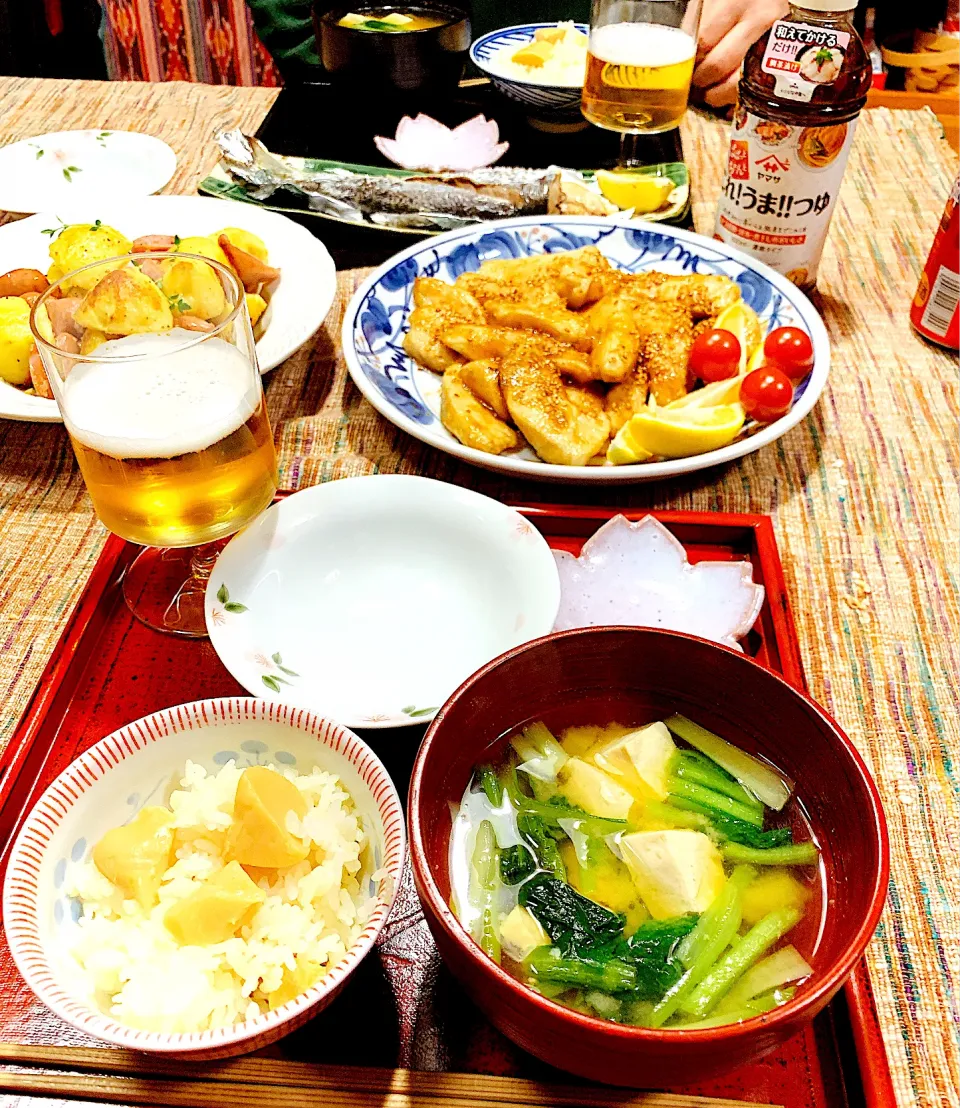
top-left (374, 114), bottom-right (509, 172)
top-left (553, 515), bottom-right (765, 649)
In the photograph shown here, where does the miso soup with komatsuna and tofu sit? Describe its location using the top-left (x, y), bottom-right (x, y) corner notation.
top-left (338, 10), bottom-right (451, 30)
top-left (449, 714), bottom-right (823, 1029)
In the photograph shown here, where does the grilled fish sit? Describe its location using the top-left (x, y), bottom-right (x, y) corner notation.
top-left (214, 131), bottom-right (557, 225)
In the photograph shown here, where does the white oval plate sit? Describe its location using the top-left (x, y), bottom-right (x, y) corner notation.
top-left (342, 216), bottom-right (830, 484)
top-left (205, 475), bottom-right (562, 729)
top-left (0, 195), bottom-right (337, 422)
top-left (0, 130), bottom-right (176, 214)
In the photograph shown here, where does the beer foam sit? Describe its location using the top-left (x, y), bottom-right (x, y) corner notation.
top-left (63, 332), bottom-right (258, 459)
top-left (589, 22), bottom-right (696, 67)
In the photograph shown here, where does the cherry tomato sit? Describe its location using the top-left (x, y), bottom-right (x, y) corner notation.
top-left (740, 367), bottom-right (794, 423)
top-left (688, 328), bottom-right (742, 383)
top-left (763, 326), bottom-right (814, 382)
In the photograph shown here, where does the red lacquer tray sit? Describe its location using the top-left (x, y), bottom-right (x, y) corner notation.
top-left (0, 505), bottom-right (895, 1108)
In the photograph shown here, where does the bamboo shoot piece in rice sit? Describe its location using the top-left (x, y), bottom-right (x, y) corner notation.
top-left (449, 714), bottom-right (821, 1029)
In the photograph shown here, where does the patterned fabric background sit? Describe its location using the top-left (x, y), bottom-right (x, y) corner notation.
top-left (101, 0), bottom-right (282, 85)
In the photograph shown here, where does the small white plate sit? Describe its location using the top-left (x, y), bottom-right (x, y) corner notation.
top-left (205, 475), bottom-right (562, 728)
top-left (0, 195), bottom-right (337, 422)
top-left (0, 130), bottom-right (176, 214)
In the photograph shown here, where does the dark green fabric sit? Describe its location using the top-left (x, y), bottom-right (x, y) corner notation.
top-left (246, 0), bottom-right (318, 80)
top-left (470, 0), bottom-right (589, 36)
top-left (245, 1), bottom-right (592, 81)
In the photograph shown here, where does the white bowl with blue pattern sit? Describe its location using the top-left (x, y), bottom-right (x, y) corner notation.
top-left (470, 23), bottom-right (588, 115)
top-left (342, 215), bottom-right (830, 484)
top-left (3, 699), bottom-right (405, 1057)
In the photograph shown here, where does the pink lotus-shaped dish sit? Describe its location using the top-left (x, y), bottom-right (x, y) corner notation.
top-left (554, 515), bottom-right (765, 650)
top-left (374, 114), bottom-right (509, 171)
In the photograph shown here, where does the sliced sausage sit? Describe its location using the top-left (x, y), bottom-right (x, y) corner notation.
top-left (46, 296), bottom-right (83, 339)
top-left (0, 268), bottom-right (49, 297)
top-left (28, 346), bottom-right (54, 399)
top-left (218, 235), bottom-right (280, 293)
top-left (175, 314), bottom-right (216, 333)
top-left (131, 234), bottom-right (176, 253)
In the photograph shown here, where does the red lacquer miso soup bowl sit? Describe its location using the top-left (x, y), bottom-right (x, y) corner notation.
top-left (408, 627), bottom-right (888, 1087)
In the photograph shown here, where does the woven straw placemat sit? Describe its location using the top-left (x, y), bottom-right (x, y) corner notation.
top-left (0, 81), bottom-right (956, 1107)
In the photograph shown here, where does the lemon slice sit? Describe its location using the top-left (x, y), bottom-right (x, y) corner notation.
top-left (606, 419), bottom-right (654, 465)
top-left (714, 301), bottom-right (763, 371)
top-left (624, 404), bottom-right (746, 458)
top-left (596, 171), bottom-right (675, 214)
top-left (665, 375), bottom-right (744, 411)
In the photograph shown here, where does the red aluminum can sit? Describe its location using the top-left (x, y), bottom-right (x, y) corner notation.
top-left (911, 176), bottom-right (959, 349)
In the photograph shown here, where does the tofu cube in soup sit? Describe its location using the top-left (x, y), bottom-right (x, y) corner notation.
top-left (620, 829), bottom-right (725, 919)
top-left (558, 757), bottom-right (635, 820)
top-left (500, 905), bottom-right (550, 963)
top-left (593, 722), bottom-right (676, 800)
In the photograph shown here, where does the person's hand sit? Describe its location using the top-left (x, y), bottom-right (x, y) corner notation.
top-left (693, 0), bottom-right (789, 106)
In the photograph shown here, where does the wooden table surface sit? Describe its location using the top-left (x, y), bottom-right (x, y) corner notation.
top-left (0, 76), bottom-right (957, 1108)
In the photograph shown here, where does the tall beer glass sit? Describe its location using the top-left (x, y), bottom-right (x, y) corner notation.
top-left (581, 0), bottom-right (702, 165)
top-left (31, 252), bottom-right (277, 637)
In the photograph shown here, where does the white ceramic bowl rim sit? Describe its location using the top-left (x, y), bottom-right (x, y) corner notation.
top-left (2, 698), bottom-right (406, 1053)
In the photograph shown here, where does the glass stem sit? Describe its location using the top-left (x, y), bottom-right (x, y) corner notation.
top-left (619, 132), bottom-right (643, 168)
top-left (161, 542), bottom-right (221, 633)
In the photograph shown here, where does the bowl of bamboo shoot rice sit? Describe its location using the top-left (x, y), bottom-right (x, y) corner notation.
top-left (3, 698), bottom-right (405, 1057)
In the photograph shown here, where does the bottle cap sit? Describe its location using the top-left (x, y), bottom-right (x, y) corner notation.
top-left (795, 0), bottom-right (855, 10)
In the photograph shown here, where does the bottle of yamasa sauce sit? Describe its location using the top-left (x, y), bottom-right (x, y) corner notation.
top-left (714, 0), bottom-right (872, 291)
top-left (910, 176), bottom-right (959, 350)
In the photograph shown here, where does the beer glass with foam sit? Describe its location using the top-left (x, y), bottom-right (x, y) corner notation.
top-left (582, 0), bottom-right (702, 164)
top-left (31, 252), bottom-right (278, 637)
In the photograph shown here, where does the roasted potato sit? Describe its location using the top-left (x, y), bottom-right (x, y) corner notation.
top-left (75, 266), bottom-right (173, 335)
top-left (172, 235), bottom-right (232, 270)
top-left (0, 296), bottom-right (35, 385)
top-left (245, 292), bottom-right (268, 327)
top-left (217, 227), bottom-right (269, 262)
top-left (441, 365), bottom-right (519, 455)
top-left (48, 223), bottom-right (132, 291)
top-left (161, 258), bottom-right (227, 322)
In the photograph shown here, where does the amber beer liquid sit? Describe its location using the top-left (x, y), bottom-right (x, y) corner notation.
top-left (582, 22), bottom-right (697, 133)
top-left (62, 334), bottom-right (278, 547)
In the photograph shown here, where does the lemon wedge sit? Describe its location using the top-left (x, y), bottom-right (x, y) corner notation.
top-left (596, 171), bottom-right (675, 214)
top-left (714, 301), bottom-right (763, 371)
top-left (607, 419), bottom-right (654, 464)
top-left (621, 404), bottom-right (746, 458)
top-left (665, 375), bottom-right (744, 411)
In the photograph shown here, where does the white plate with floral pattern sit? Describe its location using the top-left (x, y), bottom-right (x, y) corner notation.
top-left (0, 130), bottom-right (176, 214)
top-left (205, 475), bottom-right (562, 729)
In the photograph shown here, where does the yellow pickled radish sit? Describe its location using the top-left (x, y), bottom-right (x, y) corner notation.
top-left (714, 301), bottom-right (763, 371)
top-left (621, 404), bottom-right (746, 458)
top-left (595, 171), bottom-right (675, 214)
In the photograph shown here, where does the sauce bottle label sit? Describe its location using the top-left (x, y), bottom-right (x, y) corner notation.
top-left (761, 19), bottom-right (852, 102)
top-left (714, 107), bottom-right (858, 288)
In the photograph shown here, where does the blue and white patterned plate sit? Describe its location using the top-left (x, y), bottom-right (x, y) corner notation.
top-left (470, 23), bottom-right (589, 115)
top-left (342, 216), bottom-right (830, 484)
